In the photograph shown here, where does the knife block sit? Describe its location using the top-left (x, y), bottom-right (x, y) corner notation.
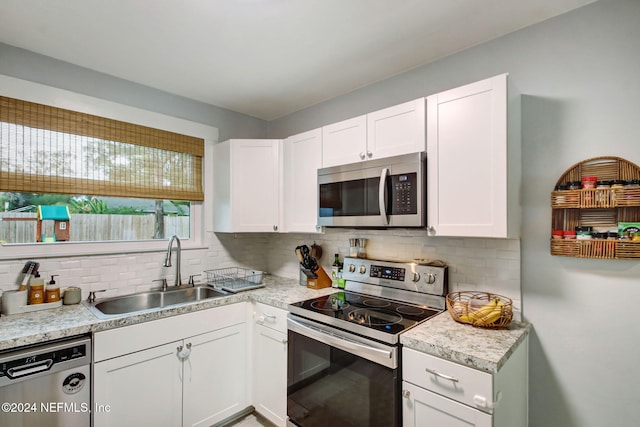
top-left (306, 266), bottom-right (332, 289)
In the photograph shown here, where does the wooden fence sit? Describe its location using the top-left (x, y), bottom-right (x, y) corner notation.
top-left (0, 213), bottom-right (189, 243)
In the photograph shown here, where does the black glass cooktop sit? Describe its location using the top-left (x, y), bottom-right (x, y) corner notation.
top-left (289, 291), bottom-right (441, 337)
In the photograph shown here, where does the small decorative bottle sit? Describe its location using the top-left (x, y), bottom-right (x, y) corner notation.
top-left (331, 253), bottom-right (342, 287)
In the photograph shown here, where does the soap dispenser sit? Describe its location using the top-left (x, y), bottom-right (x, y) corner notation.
top-left (46, 275), bottom-right (60, 303)
top-left (29, 272), bottom-right (45, 304)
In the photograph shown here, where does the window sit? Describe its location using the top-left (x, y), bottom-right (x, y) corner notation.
top-left (0, 95), bottom-right (205, 248)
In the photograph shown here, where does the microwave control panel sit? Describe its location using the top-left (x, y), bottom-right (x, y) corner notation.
top-left (390, 173), bottom-right (417, 215)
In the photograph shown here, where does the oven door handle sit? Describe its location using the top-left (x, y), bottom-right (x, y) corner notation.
top-left (287, 317), bottom-right (397, 369)
top-left (378, 167), bottom-right (390, 225)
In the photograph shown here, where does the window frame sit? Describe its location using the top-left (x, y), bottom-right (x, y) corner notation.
top-left (0, 75), bottom-right (218, 260)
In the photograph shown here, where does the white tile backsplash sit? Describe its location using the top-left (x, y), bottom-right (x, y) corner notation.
top-left (264, 229), bottom-right (521, 314)
top-left (0, 228), bottom-right (521, 315)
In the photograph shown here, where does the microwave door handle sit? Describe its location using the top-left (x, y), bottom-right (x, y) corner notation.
top-left (379, 168), bottom-right (390, 225)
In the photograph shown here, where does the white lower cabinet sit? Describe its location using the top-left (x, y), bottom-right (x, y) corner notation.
top-left (183, 325), bottom-right (248, 427)
top-left (402, 336), bottom-right (528, 427)
top-left (251, 302), bottom-right (288, 427)
top-left (93, 303), bottom-right (248, 427)
top-left (402, 381), bottom-right (492, 427)
top-left (94, 340), bottom-right (183, 427)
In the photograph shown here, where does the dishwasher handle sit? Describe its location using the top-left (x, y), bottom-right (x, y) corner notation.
top-left (7, 359), bottom-right (54, 379)
top-left (0, 336), bottom-right (91, 387)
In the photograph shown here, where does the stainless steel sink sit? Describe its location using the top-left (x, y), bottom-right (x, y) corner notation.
top-left (85, 285), bottom-right (230, 318)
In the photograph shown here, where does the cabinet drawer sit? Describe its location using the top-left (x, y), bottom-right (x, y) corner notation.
top-left (402, 381), bottom-right (492, 427)
top-left (253, 302), bottom-right (288, 334)
top-left (94, 303), bottom-right (246, 362)
top-left (403, 348), bottom-right (494, 411)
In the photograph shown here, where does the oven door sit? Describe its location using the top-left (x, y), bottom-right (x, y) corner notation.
top-left (287, 315), bottom-right (400, 427)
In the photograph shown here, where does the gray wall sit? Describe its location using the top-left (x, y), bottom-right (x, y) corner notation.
top-left (269, 1), bottom-right (640, 426)
top-left (2, 1), bottom-right (639, 425)
top-left (0, 43), bottom-right (269, 141)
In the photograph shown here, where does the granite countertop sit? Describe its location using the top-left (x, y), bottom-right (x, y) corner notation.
top-left (0, 275), bottom-right (333, 351)
top-left (0, 275), bottom-right (529, 373)
top-left (401, 312), bottom-right (531, 373)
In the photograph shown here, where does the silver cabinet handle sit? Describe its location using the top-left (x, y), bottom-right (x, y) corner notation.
top-left (176, 342), bottom-right (192, 361)
top-left (273, 225), bottom-right (278, 231)
top-left (425, 367), bottom-right (459, 383)
top-left (366, 151), bottom-right (373, 158)
top-left (402, 390), bottom-right (411, 399)
top-left (359, 152), bottom-right (366, 160)
top-left (264, 312), bottom-right (277, 320)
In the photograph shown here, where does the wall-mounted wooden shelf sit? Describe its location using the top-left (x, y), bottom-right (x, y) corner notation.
top-left (550, 156), bottom-right (640, 260)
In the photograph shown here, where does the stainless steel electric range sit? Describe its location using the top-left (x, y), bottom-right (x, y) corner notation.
top-left (287, 257), bottom-right (448, 427)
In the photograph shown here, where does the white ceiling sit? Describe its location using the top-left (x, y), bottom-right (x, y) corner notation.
top-left (0, 0), bottom-right (595, 121)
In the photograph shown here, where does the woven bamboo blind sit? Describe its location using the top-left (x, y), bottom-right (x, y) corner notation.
top-left (0, 96), bottom-right (204, 201)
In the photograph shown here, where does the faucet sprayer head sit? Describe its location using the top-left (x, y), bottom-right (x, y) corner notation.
top-left (163, 253), bottom-right (172, 267)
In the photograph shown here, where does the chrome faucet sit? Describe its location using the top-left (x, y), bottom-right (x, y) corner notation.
top-left (163, 235), bottom-right (182, 286)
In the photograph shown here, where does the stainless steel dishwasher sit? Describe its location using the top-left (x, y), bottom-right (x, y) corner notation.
top-left (0, 336), bottom-right (91, 427)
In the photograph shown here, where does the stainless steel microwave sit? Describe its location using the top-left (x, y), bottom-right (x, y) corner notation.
top-left (318, 152), bottom-right (426, 228)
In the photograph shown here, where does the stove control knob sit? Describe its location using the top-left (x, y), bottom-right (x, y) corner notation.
top-left (348, 264), bottom-right (356, 273)
top-left (359, 265), bottom-right (367, 274)
top-left (425, 273), bottom-right (437, 284)
top-left (411, 272), bottom-right (421, 282)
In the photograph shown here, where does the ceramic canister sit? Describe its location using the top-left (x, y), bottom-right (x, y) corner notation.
top-left (63, 287), bottom-right (82, 305)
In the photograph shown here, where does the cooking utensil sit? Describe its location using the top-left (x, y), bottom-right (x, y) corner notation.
top-left (300, 245), bottom-right (312, 269)
top-left (295, 246), bottom-right (304, 263)
top-left (310, 242), bottom-right (323, 260)
top-left (18, 261), bottom-right (39, 291)
top-left (301, 268), bottom-right (318, 279)
top-left (307, 256), bottom-right (318, 272)
top-left (300, 245), bottom-right (310, 257)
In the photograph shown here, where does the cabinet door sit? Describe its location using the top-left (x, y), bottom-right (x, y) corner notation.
top-left (321, 115), bottom-right (367, 167)
top-left (283, 129), bottom-right (322, 233)
top-left (94, 341), bottom-right (183, 427)
top-left (427, 74), bottom-right (508, 237)
top-left (183, 323), bottom-right (248, 427)
top-left (402, 382), bottom-right (492, 427)
top-left (252, 324), bottom-right (288, 427)
top-left (230, 139), bottom-right (282, 232)
top-left (367, 98), bottom-right (425, 160)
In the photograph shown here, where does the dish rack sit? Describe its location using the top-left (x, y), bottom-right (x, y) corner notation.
top-left (204, 267), bottom-right (265, 293)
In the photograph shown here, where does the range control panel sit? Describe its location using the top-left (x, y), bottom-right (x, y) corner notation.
top-left (341, 257), bottom-right (448, 297)
top-left (369, 265), bottom-right (406, 281)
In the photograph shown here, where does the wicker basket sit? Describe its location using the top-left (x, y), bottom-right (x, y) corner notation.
top-left (446, 291), bottom-right (513, 329)
top-left (550, 156), bottom-right (640, 260)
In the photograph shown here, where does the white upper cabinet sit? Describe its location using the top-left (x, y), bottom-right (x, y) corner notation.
top-left (321, 98), bottom-right (426, 168)
top-left (426, 73), bottom-right (519, 238)
top-left (283, 129), bottom-right (322, 233)
top-left (213, 139), bottom-right (282, 232)
top-left (321, 115), bottom-right (367, 167)
top-left (367, 98), bottom-right (426, 159)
